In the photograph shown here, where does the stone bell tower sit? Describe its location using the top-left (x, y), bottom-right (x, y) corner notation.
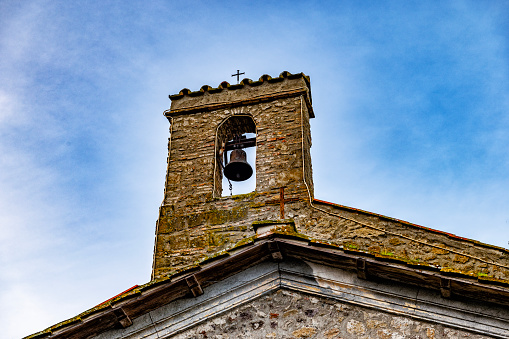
top-left (152, 71), bottom-right (314, 279)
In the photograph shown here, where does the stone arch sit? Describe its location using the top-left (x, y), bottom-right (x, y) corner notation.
top-left (214, 114), bottom-right (257, 197)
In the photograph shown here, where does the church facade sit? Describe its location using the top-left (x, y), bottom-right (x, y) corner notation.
top-left (27, 72), bottom-right (509, 339)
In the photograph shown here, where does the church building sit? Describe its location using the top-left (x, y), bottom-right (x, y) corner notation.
top-left (27, 72), bottom-right (509, 338)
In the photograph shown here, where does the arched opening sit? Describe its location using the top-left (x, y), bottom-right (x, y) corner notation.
top-left (215, 115), bottom-right (257, 197)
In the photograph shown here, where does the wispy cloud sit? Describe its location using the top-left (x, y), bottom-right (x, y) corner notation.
top-left (1, 1), bottom-right (508, 337)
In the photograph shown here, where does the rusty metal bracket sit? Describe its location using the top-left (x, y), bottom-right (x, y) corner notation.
top-left (441, 278), bottom-right (451, 298)
top-left (357, 258), bottom-right (367, 280)
top-left (186, 275), bottom-right (204, 297)
top-left (266, 197), bottom-right (300, 205)
top-left (225, 136), bottom-right (256, 150)
top-left (268, 241), bottom-right (283, 262)
top-left (113, 307), bottom-right (132, 328)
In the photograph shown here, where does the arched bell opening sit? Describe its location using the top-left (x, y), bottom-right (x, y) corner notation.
top-left (214, 115), bottom-right (257, 197)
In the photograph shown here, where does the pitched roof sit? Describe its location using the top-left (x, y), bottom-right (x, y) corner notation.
top-left (26, 222), bottom-right (509, 339)
top-left (314, 199), bottom-right (509, 253)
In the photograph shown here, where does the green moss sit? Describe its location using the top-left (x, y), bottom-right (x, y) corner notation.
top-left (440, 267), bottom-right (477, 277)
top-left (231, 235), bottom-right (256, 249)
top-left (477, 275), bottom-right (509, 286)
top-left (403, 257), bottom-right (425, 266)
top-left (249, 202), bottom-right (266, 208)
top-left (139, 276), bottom-right (172, 291)
top-left (309, 239), bottom-right (341, 248)
top-left (78, 302), bottom-right (111, 320)
top-left (50, 316), bottom-right (82, 332)
top-left (110, 288), bottom-right (142, 305)
top-left (159, 206), bottom-right (248, 233)
top-left (198, 250), bottom-right (230, 266)
top-left (167, 264), bottom-right (201, 280)
top-left (341, 241), bottom-right (439, 269)
top-left (343, 242), bottom-right (358, 250)
top-left (24, 330), bottom-right (51, 339)
top-left (207, 231), bottom-right (228, 247)
top-left (272, 228), bottom-right (309, 241)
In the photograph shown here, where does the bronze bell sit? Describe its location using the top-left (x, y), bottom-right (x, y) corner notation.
top-left (224, 149), bottom-right (253, 181)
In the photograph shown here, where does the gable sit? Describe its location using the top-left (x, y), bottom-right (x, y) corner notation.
top-left (29, 235), bottom-right (509, 339)
top-left (26, 72), bottom-right (509, 339)
top-left (174, 289), bottom-right (488, 339)
top-left (88, 250), bottom-right (508, 339)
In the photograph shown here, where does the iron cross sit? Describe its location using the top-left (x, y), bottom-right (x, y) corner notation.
top-left (231, 70), bottom-right (245, 84)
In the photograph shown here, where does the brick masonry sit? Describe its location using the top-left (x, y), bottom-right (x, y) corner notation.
top-left (174, 289), bottom-right (491, 339)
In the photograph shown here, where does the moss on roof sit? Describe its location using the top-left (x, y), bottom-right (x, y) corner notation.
top-left (24, 217), bottom-right (509, 339)
top-left (313, 198), bottom-right (509, 254)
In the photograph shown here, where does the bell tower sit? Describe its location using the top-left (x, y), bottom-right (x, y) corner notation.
top-left (152, 71), bottom-right (314, 279)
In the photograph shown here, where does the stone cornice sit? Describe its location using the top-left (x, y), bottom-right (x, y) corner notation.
top-left (26, 234), bottom-right (509, 339)
top-left (165, 72), bottom-right (314, 118)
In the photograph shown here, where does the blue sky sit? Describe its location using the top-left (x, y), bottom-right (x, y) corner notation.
top-left (1, 1), bottom-right (508, 337)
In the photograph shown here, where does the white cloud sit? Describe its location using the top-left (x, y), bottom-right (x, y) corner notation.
top-left (0, 90), bottom-right (18, 125)
top-left (1, 1), bottom-right (508, 337)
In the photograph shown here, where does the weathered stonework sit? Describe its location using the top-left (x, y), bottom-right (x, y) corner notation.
top-left (301, 200), bottom-right (509, 282)
top-left (153, 72), bottom-right (509, 284)
top-left (175, 289), bottom-right (491, 339)
top-left (25, 72), bottom-right (509, 339)
top-left (153, 73), bottom-right (314, 278)
top-left (84, 254), bottom-right (509, 339)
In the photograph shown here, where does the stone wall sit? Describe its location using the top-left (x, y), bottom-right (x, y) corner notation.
top-left (162, 97), bottom-right (312, 206)
top-left (153, 75), bottom-right (314, 279)
top-left (175, 289), bottom-right (491, 339)
top-left (298, 201), bottom-right (509, 282)
top-left (153, 73), bottom-right (509, 284)
top-left (154, 192), bottom-right (509, 282)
